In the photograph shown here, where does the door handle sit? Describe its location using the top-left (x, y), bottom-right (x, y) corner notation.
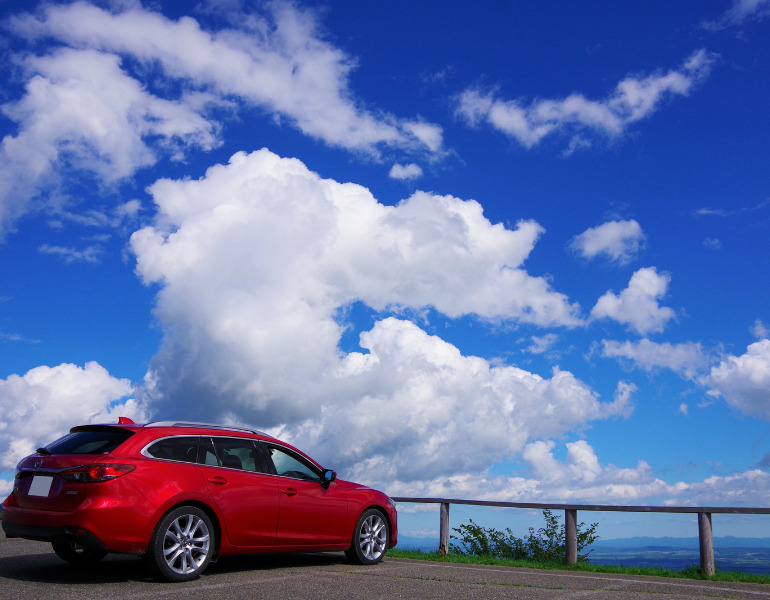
top-left (281, 487), bottom-right (298, 496)
top-left (208, 476), bottom-right (228, 485)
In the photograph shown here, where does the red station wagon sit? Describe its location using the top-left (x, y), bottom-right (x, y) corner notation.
top-left (1, 419), bottom-right (398, 581)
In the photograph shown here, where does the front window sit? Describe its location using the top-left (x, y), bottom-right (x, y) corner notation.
top-left (268, 445), bottom-right (320, 481)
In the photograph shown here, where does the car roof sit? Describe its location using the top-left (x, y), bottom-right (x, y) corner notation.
top-left (71, 420), bottom-right (276, 440)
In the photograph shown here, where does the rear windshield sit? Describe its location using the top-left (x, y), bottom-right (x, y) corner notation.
top-left (42, 429), bottom-right (134, 455)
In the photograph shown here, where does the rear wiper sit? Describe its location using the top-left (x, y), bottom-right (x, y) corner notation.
top-left (36, 447), bottom-right (51, 455)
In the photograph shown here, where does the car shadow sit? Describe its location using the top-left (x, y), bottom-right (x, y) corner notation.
top-left (206, 551), bottom-right (350, 575)
top-left (0, 549), bottom-right (351, 585)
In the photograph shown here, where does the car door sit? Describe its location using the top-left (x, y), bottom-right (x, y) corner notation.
top-left (201, 436), bottom-right (280, 547)
top-left (264, 443), bottom-right (348, 546)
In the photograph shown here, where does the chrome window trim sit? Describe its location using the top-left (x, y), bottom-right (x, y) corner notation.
top-left (139, 434), bottom-right (325, 481)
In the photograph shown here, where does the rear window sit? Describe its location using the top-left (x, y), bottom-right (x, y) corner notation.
top-left (43, 429), bottom-right (134, 455)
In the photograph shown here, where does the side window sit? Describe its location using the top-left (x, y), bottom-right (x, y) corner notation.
top-left (145, 437), bottom-right (200, 464)
top-left (198, 437), bottom-right (220, 466)
top-left (267, 445), bottom-right (320, 481)
top-left (211, 438), bottom-right (261, 473)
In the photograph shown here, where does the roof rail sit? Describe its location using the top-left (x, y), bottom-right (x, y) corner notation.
top-left (145, 421), bottom-right (274, 438)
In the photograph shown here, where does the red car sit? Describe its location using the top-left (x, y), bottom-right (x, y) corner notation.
top-left (1, 419), bottom-right (397, 581)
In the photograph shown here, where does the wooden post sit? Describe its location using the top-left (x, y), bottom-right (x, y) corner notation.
top-left (698, 512), bottom-right (715, 576)
top-left (565, 509), bottom-right (578, 565)
top-left (438, 502), bottom-right (450, 556)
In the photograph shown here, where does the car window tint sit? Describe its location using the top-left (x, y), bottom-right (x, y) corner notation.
top-left (268, 445), bottom-right (320, 481)
top-left (145, 437), bottom-right (200, 463)
top-left (43, 430), bottom-right (134, 455)
top-left (198, 437), bottom-right (220, 466)
top-left (212, 438), bottom-right (261, 473)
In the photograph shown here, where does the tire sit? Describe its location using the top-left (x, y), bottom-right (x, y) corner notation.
top-left (346, 508), bottom-right (389, 565)
top-left (52, 540), bottom-right (108, 565)
top-left (146, 506), bottom-right (215, 582)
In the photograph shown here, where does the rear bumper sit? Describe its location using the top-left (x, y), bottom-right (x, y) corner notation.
top-left (2, 520), bottom-right (107, 552)
top-left (1, 504), bottom-right (151, 554)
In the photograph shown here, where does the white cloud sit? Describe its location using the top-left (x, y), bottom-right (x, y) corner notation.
top-left (38, 243), bottom-right (103, 264)
top-left (751, 319), bottom-right (769, 339)
top-left (668, 469), bottom-right (770, 506)
top-left (127, 148), bottom-right (613, 485)
top-left (0, 47), bottom-right (218, 238)
top-left (12, 1), bottom-right (441, 156)
top-left (570, 219), bottom-right (645, 264)
top-left (456, 50), bottom-right (715, 150)
top-left (600, 338), bottom-right (710, 379)
top-left (389, 163), bottom-right (423, 180)
top-left (591, 267), bottom-right (676, 335)
top-left (701, 339), bottom-right (770, 420)
top-left (391, 440), bottom-right (770, 507)
top-left (0, 362), bottom-right (147, 470)
top-left (276, 318), bottom-right (629, 484)
top-left (527, 333), bottom-right (559, 355)
top-left (702, 0), bottom-right (770, 30)
top-left (0, 1), bottom-right (444, 237)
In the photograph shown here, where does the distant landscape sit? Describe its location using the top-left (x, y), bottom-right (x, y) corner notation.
top-left (397, 536), bottom-right (770, 575)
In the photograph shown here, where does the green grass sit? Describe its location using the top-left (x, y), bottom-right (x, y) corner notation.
top-left (387, 549), bottom-right (770, 584)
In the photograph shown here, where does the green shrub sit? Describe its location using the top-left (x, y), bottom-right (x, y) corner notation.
top-left (449, 509), bottom-right (599, 563)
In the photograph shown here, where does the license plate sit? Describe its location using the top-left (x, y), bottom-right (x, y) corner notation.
top-left (28, 476), bottom-right (53, 497)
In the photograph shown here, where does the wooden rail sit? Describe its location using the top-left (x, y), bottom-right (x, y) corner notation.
top-left (390, 497), bottom-right (770, 576)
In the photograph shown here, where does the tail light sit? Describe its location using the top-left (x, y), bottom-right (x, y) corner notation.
top-left (59, 464), bottom-right (136, 482)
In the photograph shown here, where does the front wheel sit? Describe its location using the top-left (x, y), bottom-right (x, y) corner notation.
top-left (52, 540), bottom-right (107, 565)
top-left (346, 508), bottom-right (389, 565)
top-left (146, 506), bottom-right (215, 582)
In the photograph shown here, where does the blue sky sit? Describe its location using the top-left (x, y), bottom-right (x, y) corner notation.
top-left (1, 0), bottom-right (769, 540)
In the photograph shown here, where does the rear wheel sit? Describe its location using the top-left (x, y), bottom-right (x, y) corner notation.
top-left (146, 506), bottom-right (215, 582)
top-left (346, 508), bottom-right (389, 565)
top-left (52, 540), bottom-right (108, 565)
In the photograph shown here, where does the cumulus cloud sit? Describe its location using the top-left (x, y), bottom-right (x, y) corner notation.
top-left (277, 319), bottom-right (633, 484)
top-left (600, 338), bottom-right (710, 379)
top-left (591, 267), bottom-right (676, 335)
top-left (570, 219), bottom-right (645, 264)
top-left (668, 469), bottom-right (770, 506)
top-left (701, 339), bottom-right (770, 420)
top-left (0, 362), bottom-right (147, 470)
top-left (126, 148), bottom-right (619, 485)
top-left (456, 50), bottom-right (716, 150)
top-left (392, 439), bottom-right (770, 506)
top-left (389, 163), bottom-right (424, 180)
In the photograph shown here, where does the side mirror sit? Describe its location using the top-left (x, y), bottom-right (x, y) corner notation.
top-left (321, 469), bottom-right (337, 489)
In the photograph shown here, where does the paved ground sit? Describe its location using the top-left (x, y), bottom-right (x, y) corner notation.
top-left (3, 533), bottom-right (770, 599)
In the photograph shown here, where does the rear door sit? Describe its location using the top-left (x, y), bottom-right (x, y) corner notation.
top-left (201, 436), bottom-right (280, 547)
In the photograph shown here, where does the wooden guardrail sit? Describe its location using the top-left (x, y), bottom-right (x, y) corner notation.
top-left (390, 497), bottom-right (770, 576)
